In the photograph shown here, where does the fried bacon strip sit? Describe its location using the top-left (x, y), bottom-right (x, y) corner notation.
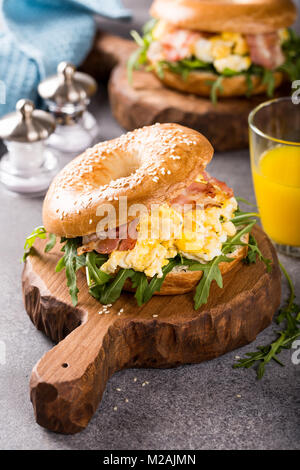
top-left (245, 32), bottom-right (285, 70)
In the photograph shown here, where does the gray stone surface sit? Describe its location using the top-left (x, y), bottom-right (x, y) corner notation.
top-left (0, 0), bottom-right (299, 451)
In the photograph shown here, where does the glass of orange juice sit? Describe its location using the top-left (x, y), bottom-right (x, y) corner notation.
top-left (249, 97), bottom-right (300, 257)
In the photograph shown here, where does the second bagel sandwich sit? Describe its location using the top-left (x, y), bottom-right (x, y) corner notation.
top-left (24, 124), bottom-right (271, 309)
top-left (128, 0), bottom-right (299, 101)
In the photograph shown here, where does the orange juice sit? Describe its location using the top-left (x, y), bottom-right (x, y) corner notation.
top-left (252, 145), bottom-right (300, 246)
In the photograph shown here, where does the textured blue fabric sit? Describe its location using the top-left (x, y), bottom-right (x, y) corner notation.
top-left (0, 0), bottom-right (131, 116)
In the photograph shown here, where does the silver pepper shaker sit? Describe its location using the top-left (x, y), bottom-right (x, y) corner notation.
top-left (38, 62), bottom-right (98, 156)
top-left (0, 99), bottom-right (58, 195)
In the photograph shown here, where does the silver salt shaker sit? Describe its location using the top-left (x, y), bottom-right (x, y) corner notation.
top-left (0, 99), bottom-right (58, 195)
top-left (38, 62), bottom-right (98, 156)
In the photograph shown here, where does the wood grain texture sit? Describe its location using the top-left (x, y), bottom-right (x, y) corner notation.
top-left (83, 32), bottom-right (289, 152)
top-left (22, 225), bottom-right (281, 434)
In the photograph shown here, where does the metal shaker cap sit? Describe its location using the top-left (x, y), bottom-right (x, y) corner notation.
top-left (0, 99), bottom-right (56, 142)
top-left (38, 62), bottom-right (97, 106)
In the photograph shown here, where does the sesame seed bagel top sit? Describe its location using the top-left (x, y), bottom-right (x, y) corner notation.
top-left (150, 0), bottom-right (297, 34)
top-left (43, 123), bottom-right (213, 238)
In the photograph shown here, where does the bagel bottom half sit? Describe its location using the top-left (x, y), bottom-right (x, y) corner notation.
top-left (151, 65), bottom-right (284, 98)
top-left (123, 234), bottom-right (249, 296)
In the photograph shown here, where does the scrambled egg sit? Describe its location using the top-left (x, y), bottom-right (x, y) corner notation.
top-left (279, 28), bottom-right (289, 44)
top-left (151, 20), bottom-right (252, 74)
top-left (214, 55), bottom-right (251, 73)
top-left (194, 32), bottom-right (251, 73)
top-left (100, 197), bottom-right (238, 278)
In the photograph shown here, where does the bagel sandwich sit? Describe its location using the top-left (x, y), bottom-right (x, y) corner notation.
top-left (128, 0), bottom-right (299, 101)
top-left (24, 124), bottom-right (271, 309)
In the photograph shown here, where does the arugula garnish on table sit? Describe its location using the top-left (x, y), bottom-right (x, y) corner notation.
top-left (234, 262), bottom-right (300, 379)
top-left (128, 24), bottom-right (300, 103)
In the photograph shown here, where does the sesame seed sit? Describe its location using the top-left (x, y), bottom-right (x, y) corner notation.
top-left (113, 406), bottom-right (118, 411)
top-left (236, 394), bottom-right (241, 398)
top-left (116, 388), bottom-right (121, 392)
top-left (125, 398), bottom-right (129, 403)
top-left (153, 314), bottom-right (158, 318)
top-left (133, 378), bottom-right (137, 382)
top-left (89, 219), bottom-right (93, 224)
top-left (235, 356), bottom-right (240, 359)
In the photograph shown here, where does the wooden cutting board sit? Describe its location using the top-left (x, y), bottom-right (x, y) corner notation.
top-left (82, 32), bottom-right (289, 152)
top-left (22, 225), bottom-right (281, 434)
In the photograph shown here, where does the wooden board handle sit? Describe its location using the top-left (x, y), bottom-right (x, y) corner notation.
top-left (30, 314), bottom-right (124, 434)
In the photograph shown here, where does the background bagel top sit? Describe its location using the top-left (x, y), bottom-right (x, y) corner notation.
top-left (150, 0), bottom-right (297, 34)
top-left (43, 124), bottom-right (214, 238)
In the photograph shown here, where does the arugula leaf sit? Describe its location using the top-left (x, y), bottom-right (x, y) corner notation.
top-left (193, 222), bottom-right (256, 309)
top-left (206, 76), bottom-right (224, 105)
top-left (221, 67), bottom-right (241, 77)
top-left (130, 30), bottom-right (145, 48)
top-left (55, 238), bottom-right (86, 306)
top-left (245, 73), bottom-right (254, 97)
top-left (45, 233), bottom-right (56, 253)
top-left (99, 269), bottom-right (135, 305)
top-left (23, 226), bottom-right (56, 261)
top-left (127, 21), bottom-right (157, 83)
top-left (156, 61), bottom-right (165, 79)
top-left (262, 69), bottom-right (275, 97)
top-left (142, 18), bottom-right (158, 35)
top-left (224, 221), bottom-right (256, 253)
top-left (243, 233), bottom-right (272, 272)
top-left (127, 47), bottom-right (145, 84)
top-left (131, 271), bottom-right (149, 306)
top-left (234, 261), bottom-right (300, 379)
top-left (232, 210), bottom-right (259, 226)
top-left (279, 28), bottom-right (300, 82)
top-left (86, 252), bottom-right (110, 286)
top-left (55, 256), bottom-right (66, 273)
top-left (194, 255), bottom-right (232, 309)
top-left (23, 226), bottom-right (47, 261)
top-left (235, 196), bottom-right (257, 208)
top-left (143, 259), bottom-right (179, 303)
top-left (181, 58), bottom-right (209, 69)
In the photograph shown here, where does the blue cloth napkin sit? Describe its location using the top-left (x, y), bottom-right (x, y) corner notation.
top-left (0, 0), bottom-right (131, 117)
